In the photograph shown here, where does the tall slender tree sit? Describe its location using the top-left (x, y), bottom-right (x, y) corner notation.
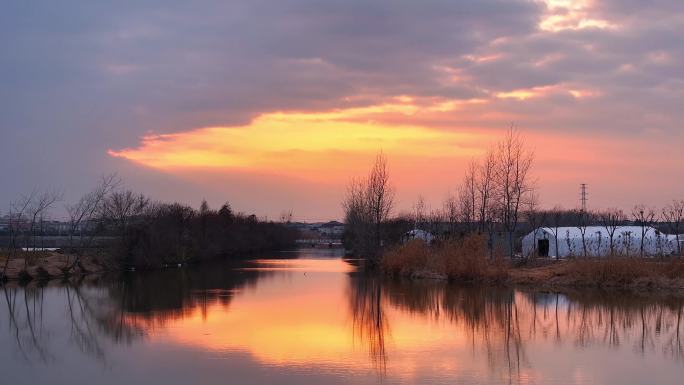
top-left (632, 204), bottom-right (655, 258)
top-left (494, 127), bottom-right (535, 257)
top-left (601, 209), bottom-right (625, 257)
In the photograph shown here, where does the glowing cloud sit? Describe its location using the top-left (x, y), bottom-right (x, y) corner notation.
top-left (109, 102), bottom-right (488, 183)
top-left (495, 84), bottom-right (599, 100)
top-left (539, 0), bottom-right (617, 32)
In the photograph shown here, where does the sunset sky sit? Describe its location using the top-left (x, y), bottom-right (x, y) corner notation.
top-left (2, 0), bottom-right (683, 221)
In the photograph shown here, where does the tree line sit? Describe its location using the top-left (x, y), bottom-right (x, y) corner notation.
top-left (343, 127), bottom-right (535, 261)
top-left (343, 127), bottom-right (684, 261)
top-left (1, 175), bottom-right (297, 275)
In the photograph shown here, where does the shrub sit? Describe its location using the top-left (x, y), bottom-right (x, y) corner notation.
top-left (381, 234), bottom-right (509, 282)
top-left (381, 239), bottom-right (432, 276)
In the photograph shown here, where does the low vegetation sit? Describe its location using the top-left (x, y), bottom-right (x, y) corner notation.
top-left (382, 235), bottom-right (508, 282)
top-left (520, 258), bottom-right (684, 289)
top-left (382, 237), bottom-right (684, 290)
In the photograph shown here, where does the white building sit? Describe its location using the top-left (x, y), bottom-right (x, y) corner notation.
top-left (404, 229), bottom-right (435, 245)
top-left (522, 226), bottom-right (676, 258)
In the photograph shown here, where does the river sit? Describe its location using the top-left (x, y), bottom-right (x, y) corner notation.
top-left (1, 248), bottom-right (683, 384)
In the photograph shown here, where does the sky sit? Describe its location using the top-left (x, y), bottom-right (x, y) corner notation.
top-left (1, 0), bottom-right (683, 221)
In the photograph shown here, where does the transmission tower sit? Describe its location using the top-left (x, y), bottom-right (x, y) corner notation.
top-left (580, 183), bottom-right (588, 213)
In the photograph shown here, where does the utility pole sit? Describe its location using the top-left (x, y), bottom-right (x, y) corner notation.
top-left (580, 183), bottom-right (588, 213)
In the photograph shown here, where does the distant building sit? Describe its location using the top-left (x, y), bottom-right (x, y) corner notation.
top-left (318, 221), bottom-right (345, 237)
top-left (287, 220), bottom-right (345, 240)
top-left (403, 229), bottom-right (435, 245)
top-left (522, 226), bottom-right (676, 258)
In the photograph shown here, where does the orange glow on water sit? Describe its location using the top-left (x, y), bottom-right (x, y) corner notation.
top-left (148, 259), bottom-right (467, 373)
top-left (142, 259), bottom-right (476, 378)
top-left (111, 256), bottom-right (684, 384)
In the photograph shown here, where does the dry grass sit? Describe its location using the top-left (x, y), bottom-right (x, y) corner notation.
top-left (558, 258), bottom-right (684, 287)
top-left (382, 240), bottom-right (435, 277)
top-left (381, 235), bottom-right (509, 282)
top-left (382, 239), bottom-right (684, 289)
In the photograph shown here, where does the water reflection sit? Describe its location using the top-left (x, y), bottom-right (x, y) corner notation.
top-left (349, 278), bottom-right (528, 380)
top-left (348, 276), bottom-right (389, 372)
top-left (2, 283), bottom-right (142, 366)
top-left (2, 251), bottom-right (684, 384)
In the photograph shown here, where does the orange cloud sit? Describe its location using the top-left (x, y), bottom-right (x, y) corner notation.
top-left (109, 103), bottom-right (490, 185)
top-left (108, 98), bottom-right (683, 216)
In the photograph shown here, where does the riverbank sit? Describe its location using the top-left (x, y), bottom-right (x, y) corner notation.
top-left (508, 258), bottom-right (684, 290)
top-left (382, 239), bottom-right (684, 291)
top-left (0, 251), bottom-right (113, 282)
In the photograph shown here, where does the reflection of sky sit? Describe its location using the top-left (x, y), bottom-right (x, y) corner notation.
top-left (1, 257), bottom-right (684, 384)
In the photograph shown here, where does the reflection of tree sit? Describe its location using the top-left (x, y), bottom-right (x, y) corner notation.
top-left (383, 282), bottom-right (528, 381)
top-left (350, 277), bottom-right (684, 382)
top-left (107, 263), bottom-right (265, 327)
top-left (516, 290), bottom-right (684, 364)
top-left (64, 284), bottom-right (144, 361)
top-left (348, 275), bottom-right (389, 373)
top-left (0, 262), bottom-right (270, 366)
top-left (1, 283), bottom-right (143, 365)
top-left (2, 286), bottom-right (49, 363)
top-left (348, 277), bottom-right (528, 379)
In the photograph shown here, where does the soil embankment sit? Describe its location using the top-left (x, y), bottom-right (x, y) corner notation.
top-left (0, 251), bottom-right (111, 282)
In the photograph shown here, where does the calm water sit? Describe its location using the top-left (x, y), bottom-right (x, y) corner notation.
top-left (2, 249), bottom-right (684, 385)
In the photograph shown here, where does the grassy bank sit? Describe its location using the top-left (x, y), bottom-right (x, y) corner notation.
top-left (0, 250), bottom-right (112, 282)
top-left (381, 237), bottom-right (684, 290)
top-left (510, 258), bottom-right (684, 289)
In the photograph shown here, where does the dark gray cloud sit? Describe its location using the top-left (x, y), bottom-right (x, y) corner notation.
top-left (1, 0), bottom-right (682, 215)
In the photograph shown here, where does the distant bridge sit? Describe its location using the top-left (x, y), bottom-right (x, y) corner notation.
top-left (295, 239), bottom-right (343, 248)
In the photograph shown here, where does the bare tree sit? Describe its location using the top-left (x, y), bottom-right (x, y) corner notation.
top-left (494, 127), bottom-right (535, 257)
top-left (548, 207), bottom-right (564, 259)
top-left (99, 189), bottom-right (149, 260)
top-left (21, 191), bottom-right (62, 271)
top-left (443, 191), bottom-right (459, 238)
top-left (64, 174), bottom-right (119, 272)
top-left (476, 149), bottom-right (497, 233)
top-left (413, 195), bottom-right (426, 230)
top-left (342, 177), bottom-right (372, 257)
top-left (2, 192), bottom-right (36, 277)
top-left (575, 209), bottom-right (596, 258)
top-left (342, 152), bottom-right (394, 261)
top-left (600, 209), bottom-right (625, 257)
top-left (459, 159), bottom-right (478, 233)
top-left (662, 200), bottom-right (684, 256)
top-left (427, 207), bottom-right (444, 240)
top-left (367, 152), bottom-right (395, 253)
top-left (26, 191), bottom-right (61, 251)
top-left (100, 190), bottom-right (148, 234)
top-left (632, 204), bottom-right (656, 258)
top-left (523, 192), bottom-right (545, 258)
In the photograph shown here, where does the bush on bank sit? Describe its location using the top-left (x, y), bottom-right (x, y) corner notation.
top-left (381, 234), bottom-right (509, 282)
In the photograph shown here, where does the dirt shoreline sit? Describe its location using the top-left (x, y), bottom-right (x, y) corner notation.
top-left (400, 260), bottom-right (684, 292)
top-left (6, 253), bottom-right (684, 296)
top-left (0, 251), bottom-right (113, 283)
